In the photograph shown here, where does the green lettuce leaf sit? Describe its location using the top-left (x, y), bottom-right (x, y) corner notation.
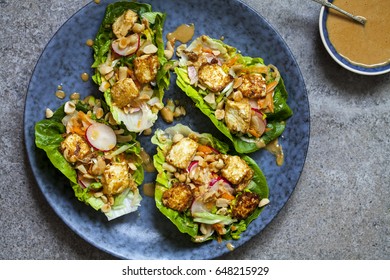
top-left (35, 99), bottom-right (144, 220)
top-left (151, 124), bottom-right (269, 242)
top-left (175, 36), bottom-right (293, 154)
top-left (35, 104), bottom-right (77, 184)
top-left (91, 1), bottom-right (170, 133)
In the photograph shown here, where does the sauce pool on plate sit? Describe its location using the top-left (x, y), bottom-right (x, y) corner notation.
top-left (326, 0), bottom-right (390, 68)
top-left (167, 24), bottom-right (195, 44)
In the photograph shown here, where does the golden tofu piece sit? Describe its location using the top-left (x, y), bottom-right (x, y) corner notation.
top-left (224, 99), bottom-right (251, 134)
top-left (198, 63), bottom-right (233, 92)
top-left (220, 155), bottom-right (253, 185)
top-left (112, 9), bottom-right (138, 38)
top-left (111, 78), bottom-right (139, 108)
top-left (61, 133), bottom-right (90, 163)
top-left (103, 162), bottom-right (135, 196)
top-left (133, 54), bottom-right (160, 84)
top-left (231, 192), bottom-right (260, 220)
top-left (162, 183), bottom-right (193, 212)
top-left (238, 73), bottom-right (267, 98)
top-left (166, 137), bottom-right (198, 170)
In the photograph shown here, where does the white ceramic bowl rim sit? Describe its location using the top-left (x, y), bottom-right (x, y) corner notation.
top-left (319, 5), bottom-right (390, 76)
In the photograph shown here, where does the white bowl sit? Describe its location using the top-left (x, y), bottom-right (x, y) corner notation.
top-left (319, 6), bottom-right (390, 76)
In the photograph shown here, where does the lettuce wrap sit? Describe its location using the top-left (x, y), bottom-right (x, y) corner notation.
top-left (175, 35), bottom-right (293, 154)
top-left (35, 97), bottom-right (144, 220)
top-left (151, 124), bottom-right (269, 242)
top-left (92, 1), bottom-right (172, 133)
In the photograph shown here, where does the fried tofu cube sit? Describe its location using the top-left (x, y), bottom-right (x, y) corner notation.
top-left (238, 73), bottom-right (267, 98)
top-left (61, 133), bottom-right (90, 163)
top-left (166, 137), bottom-right (198, 170)
top-left (198, 63), bottom-right (233, 92)
top-left (111, 78), bottom-right (139, 108)
top-left (224, 99), bottom-right (251, 134)
top-left (112, 9), bottom-right (138, 38)
top-left (231, 192), bottom-right (260, 220)
top-left (103, 162), bottom-right (135, 196)
top-left (133, 54), bottom-right (160, 84)
top-left (220, 155), bottom-right (253, 185)
top-left (162, 183), bottom-right (193, 212)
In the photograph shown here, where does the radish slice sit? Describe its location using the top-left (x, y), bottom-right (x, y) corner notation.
top-left (85, 122), bottom-right (117, 151)
top-left (112, 33), bottom-right (140, 56)
top-left (249, 98), bottom-right (259, 109)
top-left (219, 180), bottom-right (235, 194)
top-left (251, 107), bottom-right (267, 124)
top-left (251, 107), bottom-right (263, 116)
top-left (209, 176), bottom-right (234, 193)
top-left (210, 176), bottom-right (230, 187)
top-left (187, 66), bottom-right (198, 85)
top-left (210, 176), bottom-right (229, 187)
top-left (191, 197), bottom-right (210, 216)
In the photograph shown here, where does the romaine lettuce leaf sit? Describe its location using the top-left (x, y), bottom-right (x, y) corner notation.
top-left (151, 124), bottom-right (269, 242)
top-left (175, 36), bottom-right (293, 154)
top-left (35, 99), bottom-right (144, 220)
top-left (91, 1), bottom-right (170, 133)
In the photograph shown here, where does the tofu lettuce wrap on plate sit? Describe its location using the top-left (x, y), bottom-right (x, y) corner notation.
top-left (151, 124), bottom-right (269, 243)
top-left (92, 1), bottom-right (171, 133)
top-left (35, 96), bottom-right (144, 220)
top-left (175, 35), bottom-right (293, 154)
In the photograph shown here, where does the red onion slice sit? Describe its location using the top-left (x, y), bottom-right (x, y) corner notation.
top-left (186, 160), bottom-right (199, 173)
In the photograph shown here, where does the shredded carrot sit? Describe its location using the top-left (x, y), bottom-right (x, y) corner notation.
top-left (257, 98), bottom-right (266, 110)
top-left (258, 91), bottom-right (274, 113)
top-left (77, 111), bottom-right (92, 125)
top-left (248, 128), bottom-right (261, 138)
top-left (221, 192), bottom-right (235, 201)
top-left (266, 80), bottom-right (278, 93)
top-left (202, 47), bottom-right (214, 54)
top-left (68, 122), bottom-right (86, 136)
top-left (224, 55), bottom-right (239, 68)
top-left (265, 91), bottom-right (274, 113)
top-left (197, 145), bottom-right (215, 154)
top-left (66, 111), bottom-right (93, 136)
top-left (212, 223), bottom-right (225, 235)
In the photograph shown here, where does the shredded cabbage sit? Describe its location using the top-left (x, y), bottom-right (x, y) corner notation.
top-left (105, 189), bottom-right (142, 221)
top-left (114, 103), bottom-right (158, 133)
top-left (193, 212), bottom-right (237, 225)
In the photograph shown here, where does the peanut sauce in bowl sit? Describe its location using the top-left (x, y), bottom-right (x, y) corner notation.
top-left (319, 0), bottom-right (390, 75)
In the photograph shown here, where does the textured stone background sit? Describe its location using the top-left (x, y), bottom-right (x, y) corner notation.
top-left (0, 0), bottom-right (389, 259)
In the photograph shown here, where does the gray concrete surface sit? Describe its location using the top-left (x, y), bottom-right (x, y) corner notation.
top-left (0, 0), bottom-right (389, 259)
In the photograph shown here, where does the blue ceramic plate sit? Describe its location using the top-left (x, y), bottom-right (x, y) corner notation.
top-left (319, 3), bottom-right (390, 75)
top-left (24, 0), bottom-right (310, 259)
